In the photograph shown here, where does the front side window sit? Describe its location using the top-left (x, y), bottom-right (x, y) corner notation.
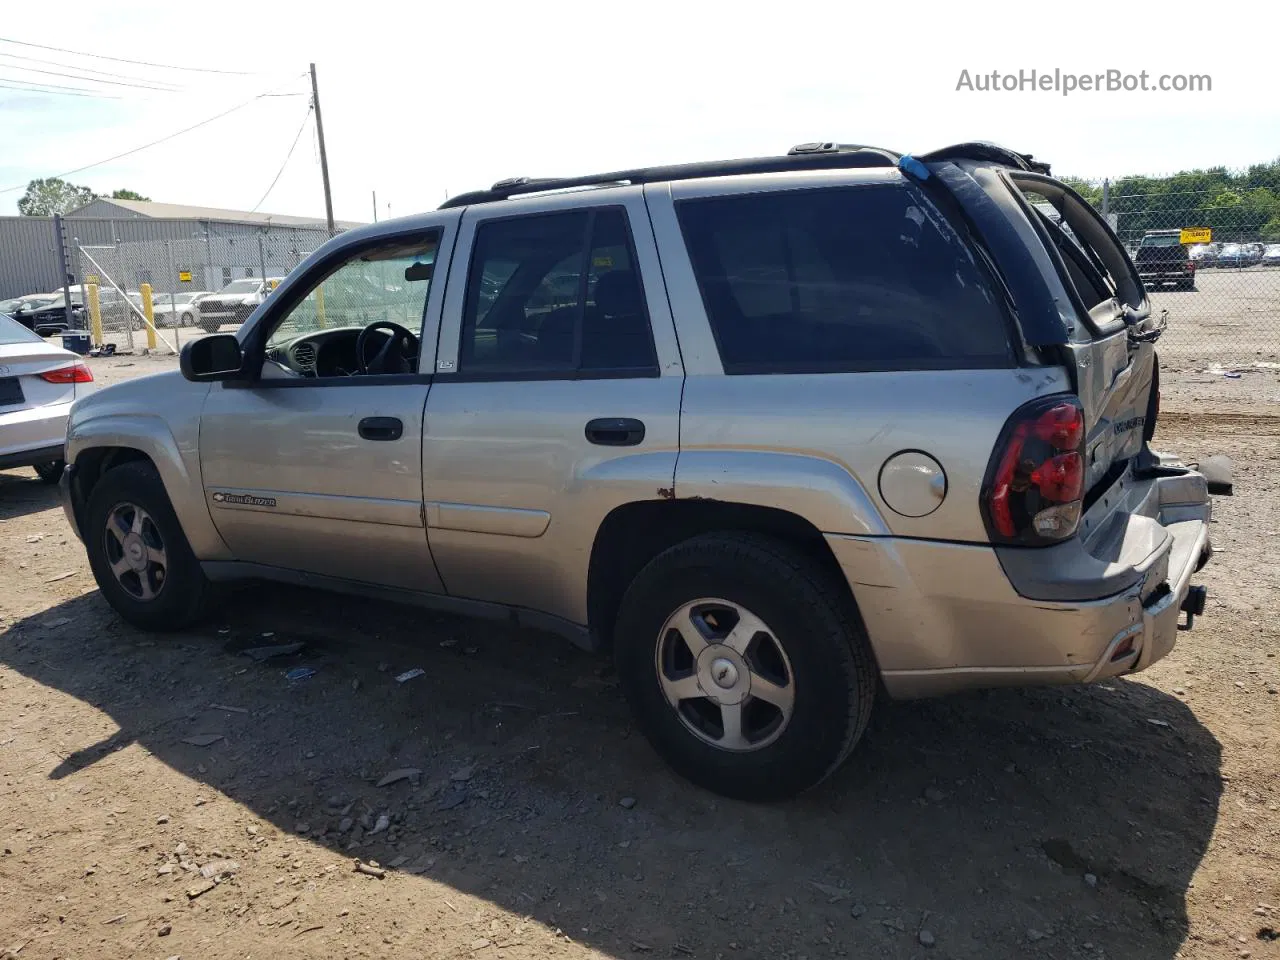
top-left (459, 208), bottom-right (657, 375)
top-left (677, 183), bottom-right (1013, 374)
top-left (263, 233), bottom-right (439, 377)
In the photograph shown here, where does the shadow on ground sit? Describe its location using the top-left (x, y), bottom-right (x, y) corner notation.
top-left (0, 468), bottom-right (62, 521)
top-left (2, 582), bottom-right (1222, 959)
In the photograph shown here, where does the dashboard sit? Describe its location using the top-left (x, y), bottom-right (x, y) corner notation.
top-left (265, 326), bottom-right (418, 378)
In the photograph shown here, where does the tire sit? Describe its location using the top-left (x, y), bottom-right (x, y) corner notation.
top-left (199, 319), bottom-right (220, 334)
top-left (34, 460), bottom-right (65, 484)
top-left (181, 311), bottom-right (194, 326)
top-left (613, 532), bottom-right (876, 801)
top-left (84, 461), bottom-right (209, 631)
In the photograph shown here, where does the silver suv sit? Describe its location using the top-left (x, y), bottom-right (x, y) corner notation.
top-left (60, 142), bottom-right (1212, 800)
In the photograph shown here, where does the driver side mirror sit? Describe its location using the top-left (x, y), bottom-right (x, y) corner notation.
top-left (180, 334), bottom-right (245, 382)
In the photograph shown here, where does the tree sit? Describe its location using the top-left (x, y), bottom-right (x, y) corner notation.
top-left (110, 188), bottom-right (150, 201)
top-left (17, 177), bottom-right (96, 216)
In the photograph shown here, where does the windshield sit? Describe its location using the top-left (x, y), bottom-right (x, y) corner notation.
top-left (0, 313), bottom-right (44, 344)
top-left (219, 279), bottom-right (262, 295)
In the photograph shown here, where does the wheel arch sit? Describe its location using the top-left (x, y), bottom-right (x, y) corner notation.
top-left (67, 417), bottom-right (230, 560)
top-left (586, 498), bottom-right (864, 653)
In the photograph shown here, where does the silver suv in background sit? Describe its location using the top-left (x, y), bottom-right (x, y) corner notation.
top-left (59, 141), bottom-right (1212, 800)
top-left (195, 277), bottom-right (283, 333)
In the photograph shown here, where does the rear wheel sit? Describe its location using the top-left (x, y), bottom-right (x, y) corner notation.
top-left (34, 460), bottom-right (65, 484)
top-left (84, 461), bottom-right (208, 631)
top-left (613, 533), bottom-right (876, 801)
top-left (199, 318), bottom-right (220, 334)
top-left (181, 311), bottom-right (194, 326)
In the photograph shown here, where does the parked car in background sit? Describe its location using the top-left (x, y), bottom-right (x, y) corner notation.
top-left (1, 294), bottom-right (59, 324)
top-left (0, 312), bottom-right (95, 482)
top-left (13, 292), bottom-right (86, 336)
top-left (1187, 242), bottom-right (1219, 267)
top-left (195, 277), bottom-right (283, 333)
top-left (1218, 243), bottom-right (1246, 267)
top-left (1262, 243), bottom-right (1280, 267)
top-left (59, 141), bottom-right (1211, 800)
top-left (1134, 229), bottom-right (1196, 290)
top-left (151, 291), bottom-right (212, 328)
top-left (1242, 242), bottom-right (1266, 266)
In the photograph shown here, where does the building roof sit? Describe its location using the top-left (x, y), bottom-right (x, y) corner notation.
top-left (68, 197), bottom-right (363, 230)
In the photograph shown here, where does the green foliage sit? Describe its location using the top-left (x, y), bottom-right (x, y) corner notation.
top-left (1079, 159), bottom-right (1280, 243)
top-left (17, 179), bottom-right (151, 215)
top-left (17, 177), bottom-right (95, 216)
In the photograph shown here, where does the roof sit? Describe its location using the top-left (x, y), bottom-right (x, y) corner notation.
top-left (439, 140), bottom-right (1050, 209)
top-left (68, 197), bottom-right (364, 230)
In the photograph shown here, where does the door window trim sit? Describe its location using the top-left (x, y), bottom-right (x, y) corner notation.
top-left (231, 225), bottom-right (449, 390)
top-left (439, 204), bottom-right (661, 384)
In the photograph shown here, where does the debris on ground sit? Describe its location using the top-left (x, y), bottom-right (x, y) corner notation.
top-left (619, 796), bottom-right (636, 809)
top-left (376, 768), bottom-right (421, 787)
top-left (368, 814), bottom-right (390, 835)
top-left (1200, 454), bottom-right (1234, 494)
top-left (186, 879), bottom-right (217, 899)
top-left (180, 734), bottom-right (224, 747)
top-left (198, 859), bottom-right (240, 880)
top-left (451, 764), bottom-right (476, 782)
top-left (919, 929), bottom-right (936, 947)
top-left (354, 860), bottom-right (386, 879)
top-left (284, 667), bottom-right (317, 682)
top-left (241, 641), bottom-right (305, 662)
top-left (807, 880), bottom-right (851, 901)
top-left (210, 703), bottom-right (249, 714)
top-left (394, 668), bottom-right (425, 683)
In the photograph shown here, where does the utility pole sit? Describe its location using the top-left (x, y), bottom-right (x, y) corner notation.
top-left (310, 62), bottom-right (335, 236)
top-left (372, 189), bottom-right (377, 223)
top-left (52, 214), bottom-right (75, 329)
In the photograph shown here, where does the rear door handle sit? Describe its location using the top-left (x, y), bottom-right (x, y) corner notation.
top-left (585, 417), bottom-right (645, 446)
top-left (358, 416), bottom-right (403, 441)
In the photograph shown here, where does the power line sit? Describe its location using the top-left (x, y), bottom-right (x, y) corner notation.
top-left (0, 79), bottom-right (308, 195)
top-left (0, 73), bottom-right (121, 97)
top-left (0, 77), bottom-right (119, 99)
top-left (0, 50), bottom-right (186, 87)
top-left (0, 36), bottom-right (280, 76)
top-left (251, 104), bottom-right (314, 212)
top-left (0, 59), bottom-right (184, 92)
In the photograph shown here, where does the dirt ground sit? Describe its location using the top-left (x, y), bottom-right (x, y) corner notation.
top-left (1, 355), bottom-right (1278, 960)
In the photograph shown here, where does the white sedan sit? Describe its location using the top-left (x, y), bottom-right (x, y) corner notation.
top-left (151, 291), bottom-right (212, 328)
top-left (0, 313), bottom-right (96, 483)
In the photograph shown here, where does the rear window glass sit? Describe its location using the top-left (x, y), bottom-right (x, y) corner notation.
top-left (0, 314), bottom-right (43, 344)
top-left (675, 184), bottom-right (1013, 374)
top-left (1141, 234), bottom-right (1181, 247)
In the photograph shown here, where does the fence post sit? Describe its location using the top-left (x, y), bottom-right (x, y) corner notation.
top-left (52, 214), bottom-right (75, 329)
top-left (86, 282), bottom-right (103, 348)
top-left (164, 241), bottom-right (180, 350)
top-left (258, 233), bottom-right (268, 286)
top-left (1101, 179), bottom-right (1110, 217)
top-left (140, 283), bottom-right (157, 351)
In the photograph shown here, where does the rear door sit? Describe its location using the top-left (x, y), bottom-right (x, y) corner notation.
top-left (421, 188), bottom-right (683, 627)
top-left (1008, 173), bottom-right (1158, 490)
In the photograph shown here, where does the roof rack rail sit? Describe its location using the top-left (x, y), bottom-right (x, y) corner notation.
top-left (438, 141), bottom-right (1051, 209)
top-left (439, 146), bottom-right (902, 209)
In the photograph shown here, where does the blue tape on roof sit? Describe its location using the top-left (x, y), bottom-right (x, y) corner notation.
top-left (925, 162), bottom-right (1069, 347)
top-left (897, 155), bottom-right (931, 180)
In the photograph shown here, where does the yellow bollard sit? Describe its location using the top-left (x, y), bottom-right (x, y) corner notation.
top-left (315, 284), bottom-right (327, 329)
top-left (86, 282), bottom-right (103, 347)
top-left (140, 283), bottom-right (157, 351)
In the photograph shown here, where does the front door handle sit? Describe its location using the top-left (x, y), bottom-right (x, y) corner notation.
top-left (585, 417), bottom-right (645, 446)
top-left (358, 416), bottom-right (403, 441)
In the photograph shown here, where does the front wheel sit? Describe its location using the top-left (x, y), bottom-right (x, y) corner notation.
top-left (181, 311), bottom-right (194, 326)
top-left (613, 533), bottom-right (876, 801)
top-left (84, 461), bottom-right (209, 631)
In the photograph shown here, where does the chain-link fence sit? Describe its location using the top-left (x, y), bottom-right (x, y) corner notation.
top-left (71, 233), bottom-right (317, 353)
top-left (1065, 167), bottom-right (1280, 381)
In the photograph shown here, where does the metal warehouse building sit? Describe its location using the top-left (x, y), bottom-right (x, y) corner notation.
top-left (0, 198), bottom-right (362, 300)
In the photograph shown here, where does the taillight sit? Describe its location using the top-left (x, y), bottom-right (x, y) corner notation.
top-left (983, 396), bottom-right (1087, 545)
top-left (38, 362), bottom-right (94, 384)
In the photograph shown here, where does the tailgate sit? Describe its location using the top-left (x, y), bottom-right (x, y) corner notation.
top-left (1061, 332), bottom-right (1154, 493)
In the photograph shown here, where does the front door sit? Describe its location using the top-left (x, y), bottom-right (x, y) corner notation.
top-left (421, 192), bottom-right (685, 627)
top-left (199, 220), bottom-right (456, 592)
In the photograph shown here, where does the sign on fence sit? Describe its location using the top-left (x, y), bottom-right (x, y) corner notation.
top-left (1179, 227), bottom-right (1212, 244)
top-left (178, 270), bottom-right (192, 283)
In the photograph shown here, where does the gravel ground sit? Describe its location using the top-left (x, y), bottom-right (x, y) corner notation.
top-left (1, 357), bottom-right (1277, 960)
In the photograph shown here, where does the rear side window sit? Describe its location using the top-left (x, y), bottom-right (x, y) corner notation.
top-left (459, 208), bottom-right (658, 376)
top-left (676, 184), bottom-right (1013, 374)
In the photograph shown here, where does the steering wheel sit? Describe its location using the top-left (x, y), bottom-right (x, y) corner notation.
top-left (356, 321), bottom-right (418, 375)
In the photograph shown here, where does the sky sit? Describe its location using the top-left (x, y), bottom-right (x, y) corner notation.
top-left (1, 0), bottom-right (1276, 224)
